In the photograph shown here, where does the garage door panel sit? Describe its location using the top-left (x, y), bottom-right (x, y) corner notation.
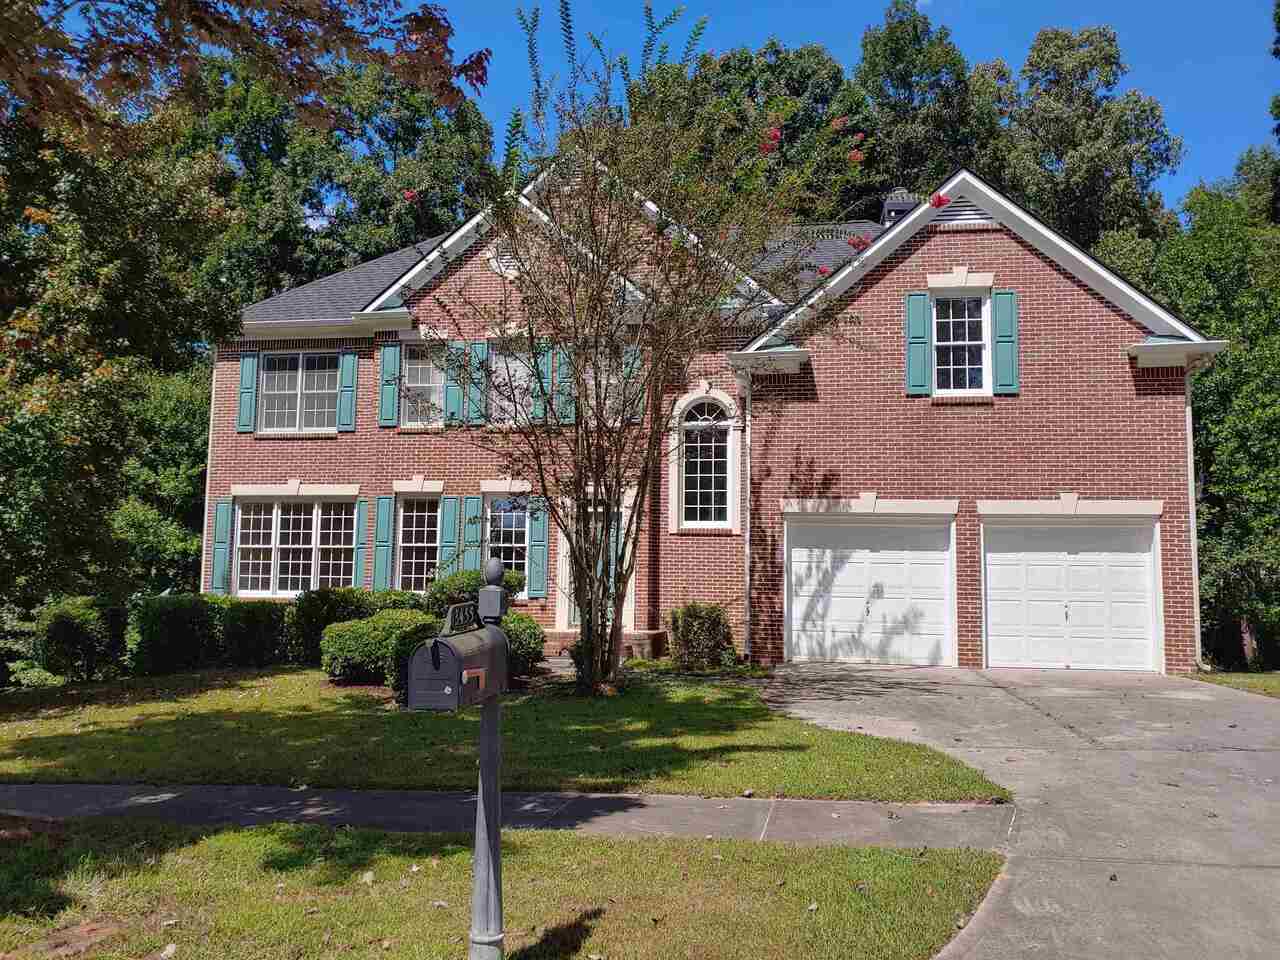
top-left (788, 522), bottom-right (954, 665)
top-left (984, 524), bottom-right (1155, 671)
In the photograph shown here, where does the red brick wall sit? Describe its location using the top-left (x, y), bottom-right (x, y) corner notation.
top-left (205, 223), bottom-right (1197, 672)
top-left (745, 223), bottom-right (1195, 672)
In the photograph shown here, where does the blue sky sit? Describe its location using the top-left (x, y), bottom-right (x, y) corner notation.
top-left (448, 0), bottom-right (1278, 210)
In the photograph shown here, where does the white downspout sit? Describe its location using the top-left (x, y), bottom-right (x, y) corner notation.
top-left (740, 372), bottom-right (753, 660)
top-left (199, 346), bottom-right (218, 593)
top-left (1184, 366), bottom-right (1204, 668)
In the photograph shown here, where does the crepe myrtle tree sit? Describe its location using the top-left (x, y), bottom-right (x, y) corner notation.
top-left (412, 4), bottom-right (846, 690)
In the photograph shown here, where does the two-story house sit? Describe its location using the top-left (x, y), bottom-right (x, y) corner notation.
top-left (202, 169), bottom-right (1225, 673)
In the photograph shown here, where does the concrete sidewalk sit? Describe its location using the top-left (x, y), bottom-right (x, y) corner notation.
top-left (0, 782), bottom-right (1012, 849)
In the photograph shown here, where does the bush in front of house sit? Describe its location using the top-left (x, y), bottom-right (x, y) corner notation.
top-left (321, 609), bottom-right (437, 685)
top-left (367, 590), bottom-right (432, 614)
top-left (425, 569), bottom-right (526, 618)
top-left (286, 588), bottom-right (377, 665)
top-left (385, 615), bottom-right (444, 701)
top-left (668, 601), bottom-right (736, 670)
top-left (501, 611), bottom-right (546, 679)
top-left (32, 596), bottom-right (126, 681)
top-left (128, 594), bottom-right (219, 676)
top-left (220, 600), bottom-right (287, 667)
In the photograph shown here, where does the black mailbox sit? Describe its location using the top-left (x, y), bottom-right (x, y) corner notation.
top-left (407, 572), bottom-right (510, 711)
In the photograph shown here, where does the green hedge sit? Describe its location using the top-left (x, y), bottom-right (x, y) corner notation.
top-left (33, 596), bottom-right (125, 681)
top-left (426, 570), bottom-right (525, 618)
top-left (221, 600), bottom-right (287, 667)
top-left (668, 601), bottom-right (736, 670)
top-left (321, 609), bottom-right (439, 685)
top-left (287, 588), bottom-right (377, 665)
top-left (502, 611), bottom-right (546, 678)
top-left (128, 594), bottom-right (218, 676)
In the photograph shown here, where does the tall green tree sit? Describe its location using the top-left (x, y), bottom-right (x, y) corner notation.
top-left (1000, 26), bottom-right (1182, 250)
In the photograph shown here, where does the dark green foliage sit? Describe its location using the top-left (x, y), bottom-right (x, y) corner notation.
top-left (501, 611), bottom-right (546, 679)
top-left (32, 596), bottom-right (124, 681)
top-left (367, 590), bottom-right (432, 614)
top-left (668, 602), bottom-right (736, 670)
top-left (128, 595), bottom-right (219, 675)
top-left (220, 600), bottom-right (287, 667)
top-left (287, 588), bottom-right (377, 665)
top-left (321, 609), bottom-right (437, 685)
top-left (424, 570), bottom-right (527, 618)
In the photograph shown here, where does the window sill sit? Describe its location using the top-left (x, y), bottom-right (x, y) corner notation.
top-left (671, 526), bottom-right (739, 537)
top-left (396, 424), bottom-right (445, 434)
top-left (929, 395), bottom-right (995, 406)
top-left (254, 430), bottom-right (340, 439)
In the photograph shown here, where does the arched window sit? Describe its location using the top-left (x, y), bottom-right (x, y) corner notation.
top-left (682, 400), bottom-right (730, 526)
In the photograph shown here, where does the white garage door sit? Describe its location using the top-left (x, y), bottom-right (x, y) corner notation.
top-left (787, 522), bottom-right (954, 664)
top-left (984, 525), bottom-right (1156, 670)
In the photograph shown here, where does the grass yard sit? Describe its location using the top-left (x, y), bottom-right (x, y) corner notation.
top-left (0, 816), bottom-right (1003, 960)
top-left (0, 669), bottom-right (1007, 801)
top-left (1198, 671), bottom-right (1280, 699)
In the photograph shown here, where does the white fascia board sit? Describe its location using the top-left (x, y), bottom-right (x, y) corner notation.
top-left (726, 349), bottom-right (810, 375)
top-left (514, 194), bottom-right (648, 304)
top-left (1127, 340), bottom-right (1228, 369)
top-left (745, 168), bottom-right (1208, 352)
top-left (242, 309), bottom-right (413, 340)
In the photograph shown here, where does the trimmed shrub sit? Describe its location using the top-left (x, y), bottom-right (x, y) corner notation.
top-left (128, 594), bottom-right (217, 676)
top-left (287, 588), bottom-right (377, 665)
top-left (7, 660), bottom-right (65, 688)
top-left (221, 600), bottom-right (287, 667)
top-left (33, 596), bottom-right (125, 681)
top-left (385, 615), bottom-right (443, 701)
top-left (368, 590), bottom-right (431, 614)
top-left (321, 609), bottom-right (436, 685)
top-left (668, 602), bottom-right (736, 669)
top-left (425, 570), bottom-right (526, 618)
top-left (501, 612), bottom-right (545, 679)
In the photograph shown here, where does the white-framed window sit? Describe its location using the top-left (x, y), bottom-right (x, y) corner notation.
top-left (234, 500), bottom-right (357, 596)
top-left (259, 352), bottom-right (340, 432)
top-left (398, 497), bottom-right (441, 591)
top-left (489, 344), bottom-right (538, 423)
top-left (401, 346), bottom-right (445, 428)
top-left (933, 294), bottom-right (991, 395)
top-left (681, 400), bottom-right (731, 527)
top-left (485, 495), bottom-right (529, 590)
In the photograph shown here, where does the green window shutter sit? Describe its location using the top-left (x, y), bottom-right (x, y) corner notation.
top-left (439, 496), bottom-right (460, 576)
top-left (622, 345), bottom-right (643, 422)
top-left (992, 290), bottom-right (1020, 395)
top-left (236, 353), bottom-right (258, 432)
top-left (554, 349), bottom-right (576, 423)
top-left (337, 351), bottom-right (358, 432)
top-left (444, 340), bottom-right (466, 423)
top-left (904, 292), bottom-right (932, 396)
top-left (352, 498), bottom-right (368, 587)
top-left (372, 496), bottom-right (394, 590)
top-left (378, 344), bottom-right (401, 427)
top-left (532, 345), bottom-right (551, 421)
top-left (462, 495), bottom-right (483, 570)
top-left (527, 497), bottom-right (548, 599)
top-left (210, 498), bottom-right (233, 594)
top-left (468, 340), bottom-right (489, 425)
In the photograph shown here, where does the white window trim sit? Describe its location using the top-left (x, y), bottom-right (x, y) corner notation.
top-left (488, 342), bottom-right (538, 425)
top-left (484, 493), bottom-right (531, 599)
top-left (667, 382), bottom-right (741, 534)
top-left (931, 289), bottom-right (993, 398)
top-left (233, 498), bottom-right (358, 598)
top-left (393, 476), bottom-right (445, 495)
top-left (257, 351), bottom-right (341, 435)
top-left (396, 495), bottom-right (443, 592)
top-left (400, 344), bottom-right (446, 429)
top-left (554, 501), bottom-right (637, 632)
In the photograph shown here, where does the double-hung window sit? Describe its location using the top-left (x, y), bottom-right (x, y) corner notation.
top-left (401, 347), bottom-right (445, 428)
top-left (681, 401), bottom-right (731, 527)
top-left (933, 295), bottom-right (990, 395)
top-left (234, 500), bottom-right (357, 596)
top-left (486, 496), bottom-right (529, 590)
top-left (398, 498), bottom-right (441, 591)
top-left (489, 345), bottom-right (537, 423)
top-left (259, 353), bottom-right (340, 432)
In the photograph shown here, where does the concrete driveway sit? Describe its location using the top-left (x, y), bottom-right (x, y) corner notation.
top-left (766, 665), bottom-right (1280, 960)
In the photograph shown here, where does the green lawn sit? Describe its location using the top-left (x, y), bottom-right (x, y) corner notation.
top-left (0, 669), bottom-right (1007, 801)
top-left (0, 816), bottom-right (1003, 960)
top-left (1198, 672), bottom-right (1280, 699)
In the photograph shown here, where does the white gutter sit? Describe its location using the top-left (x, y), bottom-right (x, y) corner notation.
top-left (741, 373), bottom-right (753, 660)
top-left (1185, 366), bottom-right (1205, 668)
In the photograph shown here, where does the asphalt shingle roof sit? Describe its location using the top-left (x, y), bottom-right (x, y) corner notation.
top-left (241, 234), bottom-right (448, 324)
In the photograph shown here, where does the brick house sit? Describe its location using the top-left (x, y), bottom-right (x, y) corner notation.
top-left (201, 169), bottom-right (1225, 673)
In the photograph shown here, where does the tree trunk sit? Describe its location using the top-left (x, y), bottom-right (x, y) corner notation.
top-left (1241, 616), bottom-right (1258, 669)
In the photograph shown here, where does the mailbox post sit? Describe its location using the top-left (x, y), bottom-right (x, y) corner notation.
top-left (406, 558), bottom-right (510, 959)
